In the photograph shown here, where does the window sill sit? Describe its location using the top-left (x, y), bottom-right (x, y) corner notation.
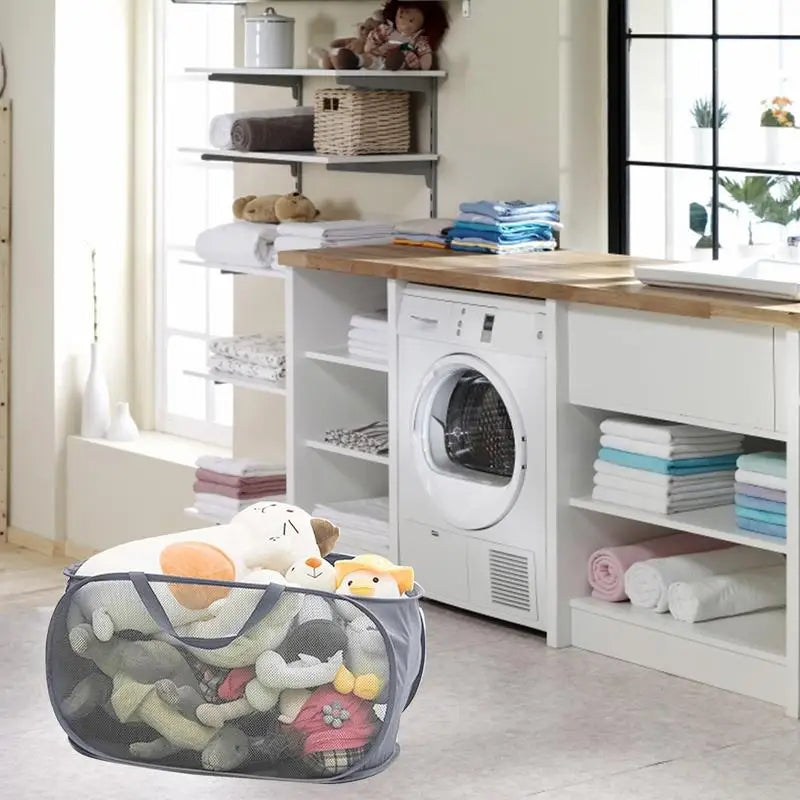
top-left (68, 432), bottom-right (231, 468)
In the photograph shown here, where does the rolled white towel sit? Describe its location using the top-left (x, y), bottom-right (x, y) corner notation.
top-left (668, 565), bottom-right (786, 623)
top-left (624, 545), bottom-right (784, 612)
top-left (209, 107), bottom-right (313, 149)
top-left (195, 222), bottom-right (277, 268)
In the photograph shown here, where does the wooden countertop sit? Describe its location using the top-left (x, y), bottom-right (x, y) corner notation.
top-left (279, 246), bottom-right (800, 329)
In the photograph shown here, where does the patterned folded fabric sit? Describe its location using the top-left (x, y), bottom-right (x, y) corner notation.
top-left (207, 354), bottom-right (285, 383)
top-left (208, 334), bottom-right (285, 367)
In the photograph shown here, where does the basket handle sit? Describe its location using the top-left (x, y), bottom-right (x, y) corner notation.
top-left (130, 572), bottom-right (285, 650)
top-left (403, 605), bottom-right (427, 710)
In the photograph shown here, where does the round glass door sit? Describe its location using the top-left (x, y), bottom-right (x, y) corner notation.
top-left (412, 354), bottom-right (527, 530)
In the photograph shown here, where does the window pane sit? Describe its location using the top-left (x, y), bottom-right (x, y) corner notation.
top-left (718, 171), bottom-right (800, 260)
top-left (718, 0), bottom-right (782, 35)
top-left (629, 0), bottom-right (711, 35)
top-left (166, 258), bottom-right (207, 331)
top-left (212, 383), bottom-right (233, 427)
top-left (165, 6), bottom-right (208, 75)
top-left (164, 79), bottom-right (211, 151)
top-left (166, 335), bottom-right (207, 420)
top-left (630, 166), bottom-right (717, 262)
top-left (206, 166), bottom-right (235, 229)
top-left (629, 40), bottom-right (713, 165)
top-left (208, 270), bottom-right (233, 336)
top-left (165, 165), bottom-right (207, 248)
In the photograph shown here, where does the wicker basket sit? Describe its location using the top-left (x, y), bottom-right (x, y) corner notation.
top-left (314, 88), bottom-right (411, 156)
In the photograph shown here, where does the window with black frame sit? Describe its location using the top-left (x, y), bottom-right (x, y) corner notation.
top-left (608, 0), bottom-right (800, 263)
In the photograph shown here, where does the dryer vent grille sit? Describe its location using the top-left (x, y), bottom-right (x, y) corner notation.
top-left (488, 549), bottom-right (531, 612)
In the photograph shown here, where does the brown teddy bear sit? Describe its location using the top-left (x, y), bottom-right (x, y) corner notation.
top-left (308, 9), bottom-right (385, 70)
top-left (233, 192), bottom-right (319, 224)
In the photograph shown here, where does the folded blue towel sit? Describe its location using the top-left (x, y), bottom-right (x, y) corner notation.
top-left (459, 200), bottom-right (560, 221)
top-left (734, 493), bottom-right (786, 515)
top-left (735, 506), bottom-right (787, 526)
top-left (598, 448), bottom-right (739, 475)
top-left (736, 451), bottom-right (786, 478)
top-left (455, 214), bottom-right (561, 232)
top-left (735, 515), bottom-right (786, 539)
top-left (450, 225), bottom-right (554, 244)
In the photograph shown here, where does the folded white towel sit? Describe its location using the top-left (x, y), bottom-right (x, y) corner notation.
top-left (350, 310), bottom-right (388, 331)
top-left (278, 220), bottom-right (394, 241)
top-left (667, 565), bottom-right (785, 623)
top-left (195, 455), bottom-right (284, 478)
top-left (591, 486), bottom-right (733, 515)
top-left (348, 350), bottom-right (388, 364)
top-left (195, 222), bottom-right (278, 268)
top-left (209, 107), bottom-right (314, 149)
top-left (394, 218), bottom-right (454, 236)
top-left (593, 459), bottom-right (735, 487)
top-left (593, 473), bottom-right (735, 499)
top-left (600, 418), bottom-right (739, 445)
top-left (624, 545), bottom-right (784, 612)
top-left (348, 329), bottom-right (388, 346)
top-left (274, 235), bottom-right (394, 252)
top-left (348, 343), bottom-right (388, 359)
top-left (599, 434), bottom-right (742, 460)
top-left (735, 469), bottom-right (787, 492)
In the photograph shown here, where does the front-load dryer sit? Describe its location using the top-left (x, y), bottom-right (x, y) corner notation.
top-left (397, 284), bottom-right (547, 630)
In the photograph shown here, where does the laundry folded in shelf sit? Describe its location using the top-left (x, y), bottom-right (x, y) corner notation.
top-left (599, 418), bottom-right (739, 445)
top-left (323, 421), bottom-right (389, 455)
top-left (450, 223), bottom-right (556, 244)
top-left (278, 220), bottom-right (395, 242)
top-left (598, 448), bottom-right (739, 475)
top-left (350, 310), bottom-right (388, 332)
top-left (393, 237), bottom-right (448, 249)
top-left (195, 455), bottom-right (284, 478)
top-left (587, 533), bottom-right (730, 603)
top-left (624, 545), bottom-right (784, 613)
top-left (209, 106), bottom-right (314, 149)
top-left (207, 354), bottom-right (285, 383)
top-left (593, 459), bottom-right (735, 487)
top-left (274, 235), bottom-right (394, 252)
top-left (230, 114), bottom-right (314, 153)
top-left (735, 506), bottom-right (786, 526)
top-left (394, 218), bottom-right (454, 237)
top-left (458, 200), bottom-right (560, 222)
top-left (599, 434), bottom-right (743, 461)
top-left (594, 473), bottom-right (735, 499)
top-left (667, 564), bottom-right (786, 623)
top-left (591, 485), bottom-right (733, 515)
top-left (735, 516), bottom-right (787, 539)
top-left (455, 211), bottom-right (565, 232)
top-left (195, 467), bottom-right (285, 488)
top-left (735, 482), bottom-right (786, 503)
top-left (208, 335), bottom-right (285, 368)
top-left (449, 238), bottom-right (558, 255)
top-left (347, 334), bottom-right (388, 353)
top-left (195, 221), bottom-right (278, 268)
top-left (736, 451), bottom-right (787, 479)
top-left (734, 493), bottom-right (786, 515)
top-left (347, 346), bottom-right (388, 363)
top-left (735, 468), bottom-right (787, 492)
top-left (193, 479), bottom-right (287, 500)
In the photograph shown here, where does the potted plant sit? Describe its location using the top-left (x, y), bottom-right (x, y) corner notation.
top-left (760, 96), bottom-right (797, 164)
top-left (690, 97), bottom-right (728, 163)
top-left (689, 201), bottom-right (715, 260)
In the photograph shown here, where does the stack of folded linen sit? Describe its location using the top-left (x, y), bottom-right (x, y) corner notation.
top-left (324, 421), bottom-right (389, 456)
top-left (272, 220), bottom-right (394, 269)
top-left (192, 456), bottom-right (286, 523)
top-left (207, 334), bottom-right (286, 384)
top-left (592, 418), bottom-right (742, 514)
top-left (312, 497), bottom-right (390, 556)
top-left (209, 107), bottom-right (314, 150)
top-left (393, 218), bottom-right (454, 249)
top-left (449, 200), bottom-right (562, 255)
top-left (347, 310), bottom-right (388, 362)
top-left (195, 221), bottom-right (278, 269)
top-left (735, 451), bottom-right (787, 539)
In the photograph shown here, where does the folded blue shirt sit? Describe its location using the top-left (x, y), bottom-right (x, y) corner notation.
top-left (736, 515), bottom-right (786, 539)
top-left (734, 493), bottom-right (786, 515)
top-left (459, 200), bottom-right (560, 220)
top-left (451, 226), bottom-right (554, 244)
top-left (598, 447), bottom-right (739, 475)
top-left (453, 221), bottom-right (556, 238)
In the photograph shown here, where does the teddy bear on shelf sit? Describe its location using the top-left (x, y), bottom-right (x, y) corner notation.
top-left (309, 9), bottom-right (385, 71)
top-left (335, 0), bottom-right (450, 72)
top-left (233, 192), bottom-right (319, 224)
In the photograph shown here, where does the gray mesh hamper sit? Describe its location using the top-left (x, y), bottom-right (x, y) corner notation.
top-left (46, 556), bottom-right (425, 783)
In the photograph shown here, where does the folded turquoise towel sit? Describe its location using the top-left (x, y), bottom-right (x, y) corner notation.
top-left (734, 493), bottom-right (786, 515)
top-left (735, 506), bottom-right (787, 526)
top-left (598, 448), bottom-right (739, 475)
top-left (736, 451), bottom-right (786, 478)
top-left (736, 515), bottom-right (787, 539)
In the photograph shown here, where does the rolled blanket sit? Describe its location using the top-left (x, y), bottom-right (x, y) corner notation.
top-left (624, 545), bottom-right (784, 612)
top-left (195, 221), bottom-right (277, 268)
top-left (735, 469), bottom-right (786, 492)
top-left (668, 565), bottom-right (786, 623)
top-left (736, 451), bottom-right (786, 479)
top-left (586, 533), bottom-right (730, 602)
top-left (599, 434), bottom-right (742, 460)
top-left (230, 114), bottom-right (315, 153)
top-left (209, 107), bottom-right (313, 149)
top-left (195, 455), bottom-right (284, 478)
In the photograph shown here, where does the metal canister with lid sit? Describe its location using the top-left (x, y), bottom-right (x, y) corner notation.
top-left (244, 7), bottom-right (295, 69)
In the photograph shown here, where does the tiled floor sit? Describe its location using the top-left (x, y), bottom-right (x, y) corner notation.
top-left (2, 542), bottom-right (798, 799)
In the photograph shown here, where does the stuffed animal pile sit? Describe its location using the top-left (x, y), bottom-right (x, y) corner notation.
top-left (58, 503), bottom-right (414, 778)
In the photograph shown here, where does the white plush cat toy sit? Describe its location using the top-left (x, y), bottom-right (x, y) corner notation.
top-left (70, 502), bottom-right (340, 641)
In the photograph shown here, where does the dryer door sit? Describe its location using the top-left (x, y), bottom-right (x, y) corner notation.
top-left (411, 354), bottom-right (527, 530)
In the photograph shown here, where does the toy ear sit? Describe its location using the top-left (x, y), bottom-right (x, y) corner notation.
top-left (310, 517), bottom-right (339, 556)
top-left (233, 195), bottom-right (256, 219)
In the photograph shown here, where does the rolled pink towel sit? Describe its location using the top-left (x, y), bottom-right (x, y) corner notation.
top-left (588, 533), bottom-right (732, 602)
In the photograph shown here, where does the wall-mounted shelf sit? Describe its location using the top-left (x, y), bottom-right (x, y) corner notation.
top-left (185, 368), bottom-right (286, 396)
top-left (306, 439), bottom-right (389, 465)
top-left (179, 257), bottom-right (285, 278)
top-left (305, 346), bottom-right (389, 373)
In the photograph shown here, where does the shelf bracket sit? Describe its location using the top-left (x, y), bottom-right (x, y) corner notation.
top-left (337, 75), bottom-right (434, 94)
top-left (208, 72), bottom-right (303, 102)
top-left (326, 161), bottom-right (434, 189)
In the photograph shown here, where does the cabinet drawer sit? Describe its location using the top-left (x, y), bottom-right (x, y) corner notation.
top-left (399, 520), bottom-right (468, 605)
top-left (568, 306), bottom-right (775, 433)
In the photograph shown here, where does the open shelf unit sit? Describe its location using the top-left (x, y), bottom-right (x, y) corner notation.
top-left (179, 257), bottom-right (285, 279)
top-left (305, 439), bottom-right (389, 465)
top-left (185, 368), bottom-right (286, 396)
top-left (305, 346), bottom-right (388, 373)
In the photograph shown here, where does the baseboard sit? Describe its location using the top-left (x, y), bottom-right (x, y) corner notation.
top-left (63, 540), bottom-right (98, 561)
top-left (7, 526), bottom-right (60, 556)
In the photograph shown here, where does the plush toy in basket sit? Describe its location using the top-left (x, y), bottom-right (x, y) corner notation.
top-left (45, 502), bottom-right (425, 783)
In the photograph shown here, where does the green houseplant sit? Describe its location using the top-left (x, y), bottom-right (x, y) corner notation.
top-left (691, 98), bottom-right (728, 163)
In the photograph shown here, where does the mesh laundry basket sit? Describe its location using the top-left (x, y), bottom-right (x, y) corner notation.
top-left (46, 558), bottom-right (425, 783)
top-left (313, 88), bottom-right (411, 156)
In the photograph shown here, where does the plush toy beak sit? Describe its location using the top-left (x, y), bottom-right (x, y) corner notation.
top-left (348, 581), bottom-right (376, 597)
top-left (305, 556), bottom-right (322, 569)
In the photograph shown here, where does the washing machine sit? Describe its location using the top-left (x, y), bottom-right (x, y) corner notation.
top-left (397, 284), bottom-right (547, 631)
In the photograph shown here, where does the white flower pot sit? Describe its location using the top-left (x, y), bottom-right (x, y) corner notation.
top-left (81, 341), bottom-right (110, 438)
top-left (763, 126), bottom-right (798, 165)
top-left (692, 127), bottom-right (713, 164)
top-left (107, 401), bottom-right (140, 442)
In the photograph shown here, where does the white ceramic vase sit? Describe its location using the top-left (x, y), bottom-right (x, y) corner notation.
top-left (107, 401), bottom-right (140, 442)
top-left (763, 126), bottom-right (798, 165)
top-left (691, 127), bottom-right (713, 164)
top-left (81, 341), bottom-right (110, 438)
